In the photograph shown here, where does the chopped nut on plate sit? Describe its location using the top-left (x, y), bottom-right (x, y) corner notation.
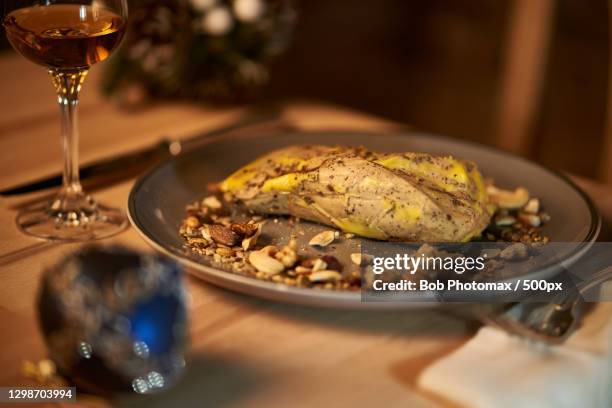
top-left (241, 223), bottom-right (262, 250)
top-left (311, 258), bottom-right (327, 272)
top-left (231, 222), bottom-right (259, 237)
top-left (275, 245), bottom-right (298, 268)
top-left (180, 182), bottom-right (550, 291)
top-left (309, 270), bottom-right (342, 283)
top-left (308, 230), bottom-right (336, 247)
top-left (202, 195), bottom-right (223, 210)
top-left (185, 216), bottom-right (200, 228)
top-left (261, 245), bottom-right (278, 257)
top-left (208, 224), bottom-right (240, 246)
top-left (216, 247), bottom-right (235, 257)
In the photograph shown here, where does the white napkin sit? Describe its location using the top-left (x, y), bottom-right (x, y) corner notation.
top-left (418, 302), bottom-right (612, 408)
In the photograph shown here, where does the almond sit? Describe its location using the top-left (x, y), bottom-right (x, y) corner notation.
top-left (208, 224), bottom-right (240, 246)
top-left (231, 222), bottom-right (259, 237)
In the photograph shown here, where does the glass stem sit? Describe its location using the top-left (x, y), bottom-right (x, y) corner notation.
top-left (50, 69), bottom-right (88, 196)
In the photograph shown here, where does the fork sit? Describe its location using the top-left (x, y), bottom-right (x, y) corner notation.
top-left (476, 266), bottom-right (612, 344)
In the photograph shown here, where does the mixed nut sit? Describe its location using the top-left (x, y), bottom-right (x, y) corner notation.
top-left (180, 184), bottom-right (551, 291)
top-left (179, 195), bottom-right (361, 290)
top-left (484, 186), bottom-right (550, 244)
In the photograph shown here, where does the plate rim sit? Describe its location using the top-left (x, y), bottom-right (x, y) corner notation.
top-left (127, 130), bottom-right (601, 309)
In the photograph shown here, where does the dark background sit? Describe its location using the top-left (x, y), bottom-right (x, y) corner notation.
top-left (2, 0), bottom-right (610, 179)
top-left (262, 0), bottom-right (610, 179)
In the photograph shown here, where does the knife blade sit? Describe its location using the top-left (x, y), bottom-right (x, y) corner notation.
top-left (1, 110), bottom-right (284, 196)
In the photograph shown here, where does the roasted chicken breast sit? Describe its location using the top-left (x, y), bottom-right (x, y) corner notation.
top-left (220, 145), bottom-right (492, 242)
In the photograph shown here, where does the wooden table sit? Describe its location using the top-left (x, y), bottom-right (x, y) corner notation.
top-left (1, 53), bottom-right (611, 408)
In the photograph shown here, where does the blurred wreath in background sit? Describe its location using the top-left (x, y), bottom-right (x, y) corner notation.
top-left (102, 0), bottom-right (296, 106)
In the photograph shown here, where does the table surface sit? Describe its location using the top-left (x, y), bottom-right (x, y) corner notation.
top-left (1, 53), bottom-right (611, 408)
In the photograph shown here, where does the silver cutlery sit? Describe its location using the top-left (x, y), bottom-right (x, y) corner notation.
top-left (477, 266), bottom-right (612, 344)
top-left (0, 109), bottom-right (286, 197)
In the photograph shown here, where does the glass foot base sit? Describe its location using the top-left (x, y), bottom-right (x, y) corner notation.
top-left (17, 192), bottom-right (128, 242)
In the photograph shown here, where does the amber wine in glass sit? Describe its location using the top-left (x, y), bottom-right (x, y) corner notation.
top-left (3, 1), bottom-right (128, 241)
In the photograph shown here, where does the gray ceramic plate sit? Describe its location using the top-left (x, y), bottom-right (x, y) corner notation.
top-left (128, 131), bottom-right (600, 309)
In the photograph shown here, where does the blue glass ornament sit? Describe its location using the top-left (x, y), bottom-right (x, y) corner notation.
top-left (38, 246), bottom-right (188, 395)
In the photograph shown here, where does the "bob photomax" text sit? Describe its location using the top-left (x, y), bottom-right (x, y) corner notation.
top-left (372, 279), bottom-right (563, 292)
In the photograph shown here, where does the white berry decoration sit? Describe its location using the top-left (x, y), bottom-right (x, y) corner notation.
top-left (233, 0), bottom-right (265, 23)
top-left (201, 6), bottom-right (234, 36)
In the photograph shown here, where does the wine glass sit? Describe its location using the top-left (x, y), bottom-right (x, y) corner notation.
top-left (3, 0), bottom-right (128, 241)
